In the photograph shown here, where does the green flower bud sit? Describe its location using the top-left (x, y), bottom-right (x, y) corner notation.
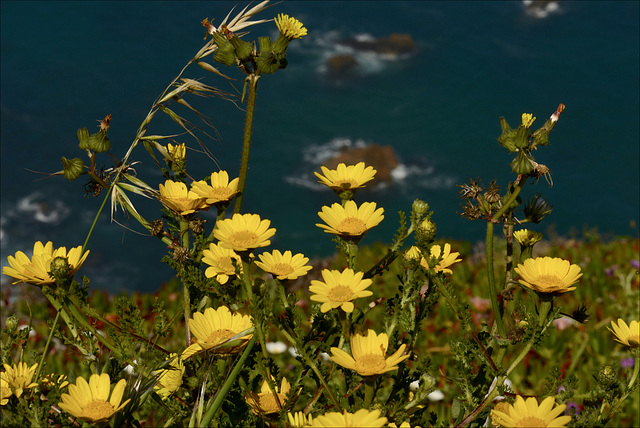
top-left (597, 365), bottom-right (617, 386)
top-left (88, 130), bottom-right (111, 153)
top-left (417, 218), bottom-right (437, 242)
top-left (256, 51), bottom-right (286, 75)
top-left (258, 36), bottom-right (272, 52)
top-left (228, 35), bottom-right (254, 62)
top-left (211, 30), bottom-right (236, 67)
top-left (4, 315), bottom-right (19, 335)
top-left (514, 113), bottom-right (536, 150)
top-left (524, 194), bottom-right (553, 224)
top-left (61, 157), bottom-right (85, 180)
top-left (412, 199), bottom-right (430, 218)
top-left (49, 256), bottom-right (71, 281)
top-left (510, 150), bottom-right (535, 175)
top-left (77, 127), bottom-right (90, 150)
top-left (497, 117), bottom-right (517, 152)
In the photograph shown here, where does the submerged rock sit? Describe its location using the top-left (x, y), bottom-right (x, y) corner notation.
top-left (323, 144), bottom-right (399, 183)
top-left (326, 54), bottom-right (359, 74)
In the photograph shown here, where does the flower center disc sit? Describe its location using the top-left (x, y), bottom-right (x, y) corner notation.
top-left (272, 263), bottom-right (294, 276)
top-left (217, 257), bottom-right (235, 273)
top-left (516, 416), bottom-right (547, 427)
top-left (258, 393), bottom-right (284, 414)
top-left (338, 217), bottom-right (367, 235)
top-left (535, 275), bottom-right (565, 290)
top-left (81, 400), bottom-right (115, 422)
top-left (354, 354), bottom-right (386, 376)
top-left (328, 285), bottom-right (354, 302)
top-left (229, 231), bottom-right (258, 248)
top-left (206, 329), bottom-right (236, 346)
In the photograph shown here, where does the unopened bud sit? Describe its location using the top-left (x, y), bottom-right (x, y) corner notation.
top-left (417, 218), bottom-right (437, 241)
top-left (61, 157), bottom-right (85, 180)
top-left (510, 151), bottom-right (535, 175)
top-left (597, 365), bottom-right (617, 386)
top-left (49, 256), bottom-right (71, 281)
top-left (88, 130), bottom-right (111, 153)
top-left (412, 199), bottom-right (430, 218)
top-left (498, 117), bottom-right (517, 153)
top-left (4, 315), bottom-right (19, 334)
top-left (77, 127), bottom-right (90, 150)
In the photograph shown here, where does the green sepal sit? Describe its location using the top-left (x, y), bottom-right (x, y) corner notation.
top-left (514, 124), bottom-right (531, 150)
top-left (61, 156), bottom-right (85, 180)
top-left (77, 127), bottom-right (90, 150)
top-left (258, 36), bottom-right (272, 52)
top-left (211, 32), bottom-right (236, 67)
top-left (229, 36), bottom-right (254, 61)
top-left (497, 117), bottom-right (517, 152)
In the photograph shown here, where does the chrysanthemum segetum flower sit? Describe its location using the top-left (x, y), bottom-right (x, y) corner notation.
top-left (310, 409), bottom-right (387, 427)
top-left (213, 213), bottom-right (276, 252)
top-left (309, 268), bottom-right (373, 313)
top-left (1, 361), bottom-right (38, 398)
top-left (288, 411), bottom-right (313, 427)
top-left (0, 377), bottom-right (11, 405)
top-left (330, 329), bottom-right (410, 377)
top-left (608, 319), bottom-right (640, 348)
top-left (183, 306), bottom-right (253, 358)
top-left (3, 241), bottom-right (89, 286)
top-left (158, 179), bottom-right (208, 216)
top-left (245, 376), bottom-right (292, 415)
top-left (201, 242), bottom-right (242, 284)
top-left (255, 249), bottom-right (312, 280)
top-left (190, 171), bottom-right (240, 206)
top-left (314, 162), bottom-right (377, 193)
top-left (421, 243), bottom-right (461, 274)
top-left (514, 256), bottom-right (582, 295)
top-left (165, 142), bottom-right (186, 163)
top-left (316, 200), bottom-right (384, 239)
top-left (58, 373), bottom-right (130, 424)
top-left (491, 395), bottom-right (571, 428)
top-left (154, 354), bottom-right (185, 399)
top-left (513, 229), bottom-right (543, 247)
top-left (274, 13), bottom-right (307, 39)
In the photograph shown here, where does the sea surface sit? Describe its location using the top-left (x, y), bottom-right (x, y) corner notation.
top-left (1, 1), bottom-right (639, 293)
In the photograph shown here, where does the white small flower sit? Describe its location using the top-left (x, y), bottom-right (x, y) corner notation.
top-left (409, 380), bottom-right (420, 391)
top-left (266, 341), bottom-right (288, 354)
top-left (427, 390), bottom-right (444, 402)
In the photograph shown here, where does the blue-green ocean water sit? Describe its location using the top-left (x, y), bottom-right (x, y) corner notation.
top-left (2, 1), bottom-right (638, 293)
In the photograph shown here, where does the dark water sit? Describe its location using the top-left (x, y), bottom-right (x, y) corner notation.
top-left (2, 1), bottom-right (638, 292)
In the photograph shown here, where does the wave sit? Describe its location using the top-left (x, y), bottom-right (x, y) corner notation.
top-left (522, 1), bottom-right (561, 19)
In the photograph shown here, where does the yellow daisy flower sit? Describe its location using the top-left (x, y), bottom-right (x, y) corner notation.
top-left (158, 179), bottom-right (208, 216)
top-left (311, 409), bottom-right (387, 427)
top-left (421, 243), bottom-right (461, 274)
top-left (40, 373), bottom-right (69, 392)
top-left (246, 376), bottom-right (291, 415)
top-left (3, 241), bottom-right (89, 286)
top-left (58, 373), bottom-right (130, 424)
top-left (165, 142), bottom-right (186, 163)
top-left (491, 395), bottom-right (571, 427)
top-left (213, 213), bottom-right (276, 252)
top-left (521, 113), bottom-right (536, 128)
top-left (0, 377), bottom-right (11, 406)
top-left (513, 229), bottom-right (543, 247)
top-left (330, 329), bottom-right (410, 377)
top-left (201, 242), bottom-right (242, 284)
top-left (404, 245), bottom-right (423, 262)
top-left (607, 319), bottom-right (640, 348)
top-left (314, 162), bottom-right (377, 192)
top-left (309, 268), bottom-right (373, 313)
top-left (154, 354), bottom-right (185, 399)
top-left (183, 306), bottom-right (253, 358)
top-left (190, 171), bottom-right (240, 206)
top-left (288, 411), bottom-right (313, 427)
top-left (1, 361), bottom-right (38, 398)
top-left (514, 256), bottom-right (583, 295)
top-left (255, 249), bottom-right (312, 280)
top-left (275, 13), bottom-right (307, 39)
top-left (316, 200), bottom-right (384, 239)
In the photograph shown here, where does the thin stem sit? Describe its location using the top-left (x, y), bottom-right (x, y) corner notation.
top-left (180, 218), bottom-right (191, 345)
top-left (34, 311), bottom-right (61, 382)
top-left (233, 74), bottom-right (260, 214)
top-left (200, 336), bottom-right (257, 427)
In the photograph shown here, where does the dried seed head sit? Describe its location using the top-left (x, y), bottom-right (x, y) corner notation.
top-left (172, 246), bottom-right (190, 264)
top-left (484, 180), bottom-right (501, 204)
top-left (458, 178), bottom-right (483, 199)
top-left (460, 201), bottom-right (482, 220)
top-left (151, 219), bottom-right (164, 237)
top-left (189, 217), bottom-right (205, 234)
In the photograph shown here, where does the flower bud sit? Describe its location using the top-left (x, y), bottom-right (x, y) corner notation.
top-left (4, 315), bottom-right (19, 335)
top-left (524, 194), bottom-right (553, 224)
top-left (513, 229), bottom-right (543, 262)
top-left (77, 127), bottom-right (90, 150)
top-left (510, 151), bottom-right (535, 175)
top-left (597, 365), bottom-right (617, 386)
top-left (49, 256), bottom-right (71, 281)
top-left (412, 199), bottom-right (430, 218)
top-left (228, 34), bottom-right (254, 62)
top-left (88, 130), bottom-right (111, 153)
top-left (497, 117), bottom-right (517, 153)
top-left (211, 30), bottom-right (237, 67)
top-left (417, 218), bottom-right (437, 242)
top-left (61, 157), bottom-right (85, 180)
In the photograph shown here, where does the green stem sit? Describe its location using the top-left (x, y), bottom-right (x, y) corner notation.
top-left (363, 378), bottom-right (376, 408)
top-left (628, 355), bottom-right (640, 389)
top-left (180, 218), bottom-right (191, 345)
top-left (279, 329), bottom-right (342, 411)
top-left (34, 311), bottom-right (61, 382)
top-left (41, 288), bottom-right (79, 341)
top-left (233, 74), bottom-right (260, 214)
top-left (200, 336), bottom-right (257, 427)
